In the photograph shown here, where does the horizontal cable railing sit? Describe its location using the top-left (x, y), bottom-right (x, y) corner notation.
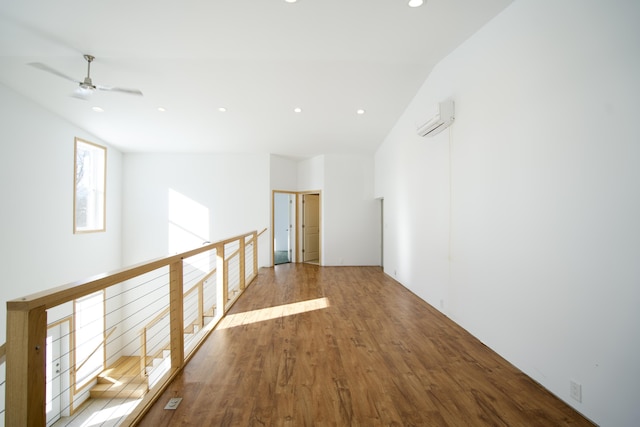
top-left (4, 228), bottom-right (266, 426)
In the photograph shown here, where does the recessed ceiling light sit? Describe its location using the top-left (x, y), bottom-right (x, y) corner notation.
top-left (92, 106), bottom-right (104, 113)
top-left (294, 107), bottom-right (302, 113)
top-left (157, 107), bottom-right (166, 112)
top-left (357, 109), bottom-right (366, 115)
top-left (408, 0), bottom-right (424, 7)
top-left (285, 0), bottom-right (298, 3)
top-left (218, 107), bottom-right (227, 112)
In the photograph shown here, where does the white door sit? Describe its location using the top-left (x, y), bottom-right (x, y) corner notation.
top-left (303, 194), bottom-right (320, 262)
top-left (288, 194), bottom-right (295, 261)
top-left (46, 324), bottom-right (62, 426)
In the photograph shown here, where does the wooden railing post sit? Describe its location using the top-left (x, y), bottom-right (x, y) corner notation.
top-left (169, 260), bottom-right (184, 370)
top-left (252, 231), bottom-right (258, 278)
top-left (140, 328), bottom-right (147, 379)
top-left (197, 282), bottom-right (204, 329)
top-left (239, 237), bottom-right (246, 291)
top-left (216, 244), bottom-right (228, 313)
top-left (6, 303), bottom-right (47, 426)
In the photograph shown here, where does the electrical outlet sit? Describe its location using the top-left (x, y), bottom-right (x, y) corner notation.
top-left (570, 381), bottom-right (582, 403)
top-left (164, 397), bottom-right (183, 410)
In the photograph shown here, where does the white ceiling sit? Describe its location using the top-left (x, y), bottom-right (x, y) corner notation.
top-left (0, 0), bottom-right (512, 158)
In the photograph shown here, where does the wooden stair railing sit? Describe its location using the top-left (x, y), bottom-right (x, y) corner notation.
top-left (5, 228), bottom-right (266, 426)
top-left (90, 356), bottom-right (148, 400)
top-left (139, 266), bottom-right (218, 379)
top-left (75, 326), bottom-right (118, 377)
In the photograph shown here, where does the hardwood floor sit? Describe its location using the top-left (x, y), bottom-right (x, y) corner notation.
top-left (138, 264), bottom-right (594, 426)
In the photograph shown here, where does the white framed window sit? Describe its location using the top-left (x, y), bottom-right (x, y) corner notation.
top-left (74, 138), bottom-right (106, 233)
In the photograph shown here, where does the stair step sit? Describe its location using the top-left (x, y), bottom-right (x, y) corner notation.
top-left (147, 348), bottom-right (171, 366)
top-left (184, 323), bottom-right (198, 334)
top-left (98, 356), bottom-right (144, 383)
top-left (92, 355), bottom-right (148, 399)
top-left (90, 382), bottom-right (148, 399)
top-left (98, 374), bottom-right (146, 385)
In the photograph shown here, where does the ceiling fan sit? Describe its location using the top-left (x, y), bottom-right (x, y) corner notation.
top-left (29, 54), bottom-right (143, 99)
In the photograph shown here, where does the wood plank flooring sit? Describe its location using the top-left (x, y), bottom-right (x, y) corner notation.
top-left (138, 264), bottom-right (594, 426)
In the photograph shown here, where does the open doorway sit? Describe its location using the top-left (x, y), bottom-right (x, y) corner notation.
top-left (273, 191), bottom-right (296, 265)
top-left (272, 190), bottom-right (322, 266)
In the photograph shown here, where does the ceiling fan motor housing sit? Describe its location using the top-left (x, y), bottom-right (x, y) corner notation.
top-left (80, 77), bottom-right (95, 90)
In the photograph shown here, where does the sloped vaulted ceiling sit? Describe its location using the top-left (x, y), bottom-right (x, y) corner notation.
top-left (0, 0), bottom-right (513, 157)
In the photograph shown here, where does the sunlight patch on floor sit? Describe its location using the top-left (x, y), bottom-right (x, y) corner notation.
top-left (217, 297), bottom-right (330, 329)
top-left (52, 398), bottom-right (142, 427)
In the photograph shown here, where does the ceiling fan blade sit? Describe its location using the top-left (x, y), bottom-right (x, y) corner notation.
top-left (29, 62), bottom-right (81, 84)
top-left (31, 56), bottom-right (143, 98)
top-left (96, 85), bottom-right (143, 96)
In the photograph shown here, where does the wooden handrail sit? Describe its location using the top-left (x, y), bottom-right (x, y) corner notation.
top-left (197, 267), bottom-right (217, 292)
top-left (140, 261), bottom-right (220, 374)
top-left (258, 227), bottom-right (267, 237)
top-left (226, 248), bottom-right (241, 262)
top-left (183, 282), bottom-right (200, 300)
top-left (6, 228), bottom-right (262, 426)
top-left (75, 326), bottom-right (117, 374)
top-left (184, 266), bottom-right (216, 299)
top-left (0, 342), bottom-right (5, 365)
top-left (7, 230), bottom-right (257, 311)
top-left (143, 307), bottom-right (171, 336)
top-left (144, 266), bottom-right (217, 334)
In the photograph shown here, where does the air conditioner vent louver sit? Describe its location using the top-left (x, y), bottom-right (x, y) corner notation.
top-left (417, 100), bottom-right (455, 137)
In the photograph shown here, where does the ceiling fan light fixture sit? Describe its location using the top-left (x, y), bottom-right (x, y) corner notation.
top-left (408, 0), bottom-right (424, 7)
top-left (72, 86), bottom-right (93, 100)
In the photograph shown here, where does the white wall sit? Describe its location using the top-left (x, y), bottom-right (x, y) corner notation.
top-left (375, 1), bottom-right (640, 426)
top-left (296, 154), bottom-right (380, 266)
top-left (269, 153), bottom-right (380, 266)
top-left (270, 154), bottom-right (298, 190)
top-left (0, 84), bottom-right (123, 343)
top-left (297, 155), bottom-right (325, 191)
top-left (323, 154), bottom-right (380, 266)
top-left (121, 152), bottom-right (271, 268)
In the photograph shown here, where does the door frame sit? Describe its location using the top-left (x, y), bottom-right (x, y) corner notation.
top-left (46, 317), bottom-right (72, 425)
top-left (272, 190), bottom-right (296, 265)
top-left (301, 192), bottom-right (321, 264)
top-left (271, 190), bottom-right (322, 266)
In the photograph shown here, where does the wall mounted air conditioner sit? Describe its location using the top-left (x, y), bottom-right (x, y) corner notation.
top-left (417, 99), bottom-right (455, 137)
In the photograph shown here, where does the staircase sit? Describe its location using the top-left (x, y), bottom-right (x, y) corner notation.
top-left (89, 356), bottom-right (147, 399)
top-left (89, 314), bottom-right (217, 400)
